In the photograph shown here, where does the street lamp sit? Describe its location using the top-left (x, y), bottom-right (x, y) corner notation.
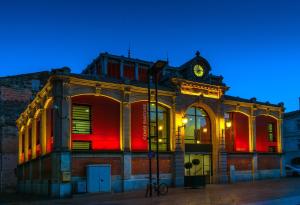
top-left (147, 60), bottom-right (167, 197)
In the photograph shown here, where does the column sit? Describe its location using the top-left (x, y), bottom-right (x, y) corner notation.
top-left (31, 118), bottom-right (37, 159)
top-left (218, 117), bottom-right (228, 184)
top-left (134, 62), bottom-right (139, 80)
top-left (120, 60), bottom-right (124, 78)
top-left (40, 108), bottom-right (47, 155)
top-left (102, 56), bottom-right (108, 75)
top-left (277, 118), bottom-right (283, 153)
top-left (251, 116), bottom-right (256, 152)
top-left (251, 115), bottom-right (257, 180)
top-left (50, 77), bottom-right (72, 198)
top-left (122, 92), bottom-right (132, 191)
top-left (24, 123), bottom-right (29, 162)
top-left (18, 127), bottom-right (23, 164)
top-left (173, 109), bottom-right (184, 187)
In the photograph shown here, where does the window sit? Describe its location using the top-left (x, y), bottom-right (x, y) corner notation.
top-left (72, 105), bottom-right (91, 134)
top-left (267, 123), bottom-right (275, 142)
top-left (184, 107), bottom-right (211, 144)
top-left (149, 103), bottom-right (169, 151)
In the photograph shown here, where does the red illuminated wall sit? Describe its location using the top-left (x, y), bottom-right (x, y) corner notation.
top-left (138, 66), bottom-right (148, 82)
top-left (107, 62), bottom-right (120, 79)
top-left (124, 63), bottom-right (135, 80)
top-left (225, 112), bottom-right (249, 152)
top-left (72, 95), bottom-right (120, 151)
top-left (131, 101), bottom-right (149, 151)
top-left (256, 115), bottom-right (277, 152)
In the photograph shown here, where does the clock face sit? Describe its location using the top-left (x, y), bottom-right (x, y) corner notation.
top-left (193, 64), bottom-right (204, 77)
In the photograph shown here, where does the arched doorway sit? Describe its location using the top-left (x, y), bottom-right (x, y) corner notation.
top-left (183, 106), bottom-right (212, 185)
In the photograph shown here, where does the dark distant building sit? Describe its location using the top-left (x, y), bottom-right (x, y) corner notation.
top-left (16, 52), bottom-right (285, 197)
top-left (0, 72), bottom-right (49, 192)
top-left (283, 109), bottom-right (300, 166)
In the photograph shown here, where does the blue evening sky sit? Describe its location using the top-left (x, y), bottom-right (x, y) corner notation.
top-left (0, 0), bottom-right (299, 111)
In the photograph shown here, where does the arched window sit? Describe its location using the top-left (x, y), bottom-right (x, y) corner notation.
top-left (131, 101), bottom-right (169, 151)
top-left (184, 107), bottom-right (211, 144)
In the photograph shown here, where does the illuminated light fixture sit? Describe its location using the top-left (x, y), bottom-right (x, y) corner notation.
top-left (158, 125), bottom-right (163, 131)
top-left (203, 128), bottom-right (207, 133)
top-left (158, 138), bottom-right (163, 143)
top-left (226, 121), bottom-right (232, 128)
top-left (196, 140), bottom-right (200, 144)
top-left (151, 103), bottom-right (155, 106)
top-left (182, 117), bottom-right (188, 125)
top-left (85, 109), bottom-right (89, 112)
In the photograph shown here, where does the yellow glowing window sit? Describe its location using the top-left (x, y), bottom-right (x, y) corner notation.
top-left (72, 105), bottom-right (91, 134)
top-left (72, 141), bottom-right (91, 150)
top-left (267, 123), bottom-right (275, 142)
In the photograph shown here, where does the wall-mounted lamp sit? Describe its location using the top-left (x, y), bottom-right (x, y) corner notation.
top-left (226, 120), bottom-right (232, 128)
top-left (181, 117), bottom-right (188, 125)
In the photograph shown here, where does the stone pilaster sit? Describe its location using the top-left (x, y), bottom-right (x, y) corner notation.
top-left (120, 60), bottom-right (124, 78)
top-left (134, 62), bottom-right (139, 80)
top-left (40, 108), bottom-right (47, 155)
top-left (252, 153), bottom-right (258, 180)
top-left (50, 77), bottom-right (72, 198)
top-left (122, 90), bottom-right (132, 191)
top-left (31, 118), bottom-right (37, 159)
top-left (18, 128), bottom-right (23, 164)
top-left (24, 123), bottom-right (29, 162)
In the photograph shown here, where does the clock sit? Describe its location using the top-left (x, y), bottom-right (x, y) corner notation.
top-left (193, 64), bottom-right (204, 77)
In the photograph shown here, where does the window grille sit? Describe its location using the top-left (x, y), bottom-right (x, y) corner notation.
top-left (72, 105), bottom-right (91, 134)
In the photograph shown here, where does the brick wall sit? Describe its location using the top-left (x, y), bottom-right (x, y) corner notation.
top-left (227, 155), bottom-right (252, 171)
top-left (131, 156), bottom-right (172, 175)
top-left (258, 155), bottom-right (280, 170)
top-left (0, 71), bottom-right (49, 192)
top-left (72, 156), bottom-right (122, 177)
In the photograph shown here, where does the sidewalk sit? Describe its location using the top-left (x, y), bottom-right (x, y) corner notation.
top-left (1, 177), bottom-right (300, 205)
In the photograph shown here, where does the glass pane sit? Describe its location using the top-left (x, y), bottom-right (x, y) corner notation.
top-left (203, 155), bottom-right (210, 176)
top-left (185, 116), bottom-right (195, 144)
top-left (190, 154), bottom-right (203, 176)
top-left (72, 105), bottom-right (91, 134)
top-left (186, 107), bottom-right (195, 116)
top-left (268, 123), bottom-right (273, 132)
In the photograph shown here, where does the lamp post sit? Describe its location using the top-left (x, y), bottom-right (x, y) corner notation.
top-left (147, 60), bottom-right (167, 197)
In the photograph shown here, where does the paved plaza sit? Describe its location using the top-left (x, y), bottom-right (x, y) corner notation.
top-left (1, 177), bottom-right (300, 205)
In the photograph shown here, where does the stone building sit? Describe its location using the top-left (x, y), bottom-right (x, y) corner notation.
top-left (0, 72), bottom-right (49, 192)
top-left (283, 109), bottom-right (300, 165)
top-left (16, 52), bottom-right (285, 197)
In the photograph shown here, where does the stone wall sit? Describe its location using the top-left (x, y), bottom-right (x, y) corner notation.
top-left (0, 71), bottom-right (49, 192)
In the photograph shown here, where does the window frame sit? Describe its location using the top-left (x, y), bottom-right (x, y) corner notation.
top-left (267, 122), bottom-right (276, 142)
top-left (184, 107), bottom-right (211, 145)
top-left (72, 104), bottom-right (92, 134)
top-left (149, 103), bottom-right (170, 152)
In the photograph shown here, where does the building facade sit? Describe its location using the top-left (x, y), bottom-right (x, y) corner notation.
top-left (283, 110), bottom-right (300, 165)
top-left (0, 72), bottom-right (49, 192)
top-left (16, 52), bottom-right (284, 197)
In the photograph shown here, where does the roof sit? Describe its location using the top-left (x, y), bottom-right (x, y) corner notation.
top-left (224, 95), bottom-right (283, 108)
top-left (284, 110), bottom-right (300, 118)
